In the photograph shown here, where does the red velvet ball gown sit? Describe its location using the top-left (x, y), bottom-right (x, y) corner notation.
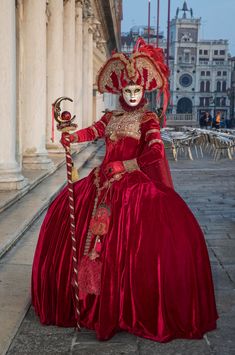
top-left (32, 107), bottom-right (218, 342)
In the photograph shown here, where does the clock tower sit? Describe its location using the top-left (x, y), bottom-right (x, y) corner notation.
top-left (170, 2), bottom-right (201, 115)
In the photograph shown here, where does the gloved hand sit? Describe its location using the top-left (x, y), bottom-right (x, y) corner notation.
top-left (60, 132), bottom-right (78, 147)
top-left (103, 161), bottom-right (125, 179)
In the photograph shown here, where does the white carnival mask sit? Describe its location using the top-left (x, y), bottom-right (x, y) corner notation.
top-left (122, 85), bottom-right (143, 107)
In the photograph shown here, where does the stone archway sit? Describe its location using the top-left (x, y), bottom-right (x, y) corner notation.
top-left (177, 97), bottom-right (193, 113)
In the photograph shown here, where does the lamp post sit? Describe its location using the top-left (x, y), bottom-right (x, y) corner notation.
top-left (148, 0), bottom-right (151, 44)
top-left (156, 0), bottom-right (160, 47)
top-left (166, 0), bottom-right (171, 66)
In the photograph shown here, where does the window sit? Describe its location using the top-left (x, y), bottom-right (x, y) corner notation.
top-left (206, 71), bottom-right (210, 76)
top-left (206, 81), bottom-right (210, 92)
top-left (199, 49), bottom-right (203, 54)
top-left (214, 50), bottom-right (218, 55)
top-left (191, 56), bottom-right (195, 62)
top-left (216, 97), bottom-right (221, 106)
top-left (223, 71), bottom-right (227, 76)
top-left (217, 81), bottom-right (221, 92)
top-left (217, 71), bottom-right (221, 76)
top-left (205, 97), bottom-right (210, 106)
top-left (204, 50), bottom-right (208, 55)
top-left (179, 56), bottom-right (182, 62)
top-left (222, 81), bottom-right (226, 92)
top-left (200, 97), bottom-right (205, 106)
top-left (200, 81), bottom-right (205, 92)
top-left (199, 59), bottom-right (209, 64)
top-left (220, 50), bottom-right (225, 55)
top-left (201, 71), bottom-right (205, 76)
top-left (221, 97), bottom-right (226, 106)
top-left (184, 52), bottom-right (190, 63)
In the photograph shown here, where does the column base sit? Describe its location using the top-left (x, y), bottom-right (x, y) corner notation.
top-left (0, 172), bottom-right (29, 191)
top-left (23, 153), bottom-right (54, 170)
top-left (46, 142), bottom-right (65, 154)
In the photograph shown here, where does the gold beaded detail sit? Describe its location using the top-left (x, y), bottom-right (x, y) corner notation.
top-left (105, 109), bottom-right (145, 142)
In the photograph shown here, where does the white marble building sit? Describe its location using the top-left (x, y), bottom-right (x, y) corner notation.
top-left (169, 2), bottom-right (232, 119)
top-left (0, 0), bottom-right (122, 190)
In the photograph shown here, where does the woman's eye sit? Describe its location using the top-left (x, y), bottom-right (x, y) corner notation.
top-left (125, 90), bottom-right (131, 94)
top-left (134, 89), bottom-right (140, 93)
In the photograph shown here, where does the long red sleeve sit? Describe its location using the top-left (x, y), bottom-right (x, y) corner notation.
top-left (137, 112), bottom-right (174, 188)
top-left (74, 112), bottom-right (112, 142)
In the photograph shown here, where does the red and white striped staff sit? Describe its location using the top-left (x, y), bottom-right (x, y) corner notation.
top-left (52, 96), bottom-right (80, 329)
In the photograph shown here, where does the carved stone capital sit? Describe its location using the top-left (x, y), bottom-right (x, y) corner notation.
top-left (83, 0), bottom-right (93, 19)
top-left (75, 0), bottom-right (84, 8)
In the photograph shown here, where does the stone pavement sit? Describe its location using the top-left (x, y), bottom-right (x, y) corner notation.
top-left (3, 148), bottom-right (235, 355)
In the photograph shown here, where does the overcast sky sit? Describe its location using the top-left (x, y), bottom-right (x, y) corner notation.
top-left (121, 0), bottom-right (235, 55)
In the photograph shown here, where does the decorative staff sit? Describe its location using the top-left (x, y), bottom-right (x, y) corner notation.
top-left (52, 96), bottom-right (80, 329)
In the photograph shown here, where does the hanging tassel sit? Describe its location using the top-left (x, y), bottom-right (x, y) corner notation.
top-left (71, 165), bottom-right (79, 182)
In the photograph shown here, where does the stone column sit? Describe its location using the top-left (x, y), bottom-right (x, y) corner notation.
top-left (22, 0), bottom-right (53, 169)
top-left (0, 0), bottom-right (27, 190)
top-left (83, 18), bottom-right (94, 127)
top-left (63, 0), bottom-right (76, 112)
top-left (46, 0), bottom-right (64, 151)
top-left (75, 0), bottom-right (83, 129)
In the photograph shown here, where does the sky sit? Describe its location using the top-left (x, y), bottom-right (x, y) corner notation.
top-left (121, 0), bottom-right (235, 55)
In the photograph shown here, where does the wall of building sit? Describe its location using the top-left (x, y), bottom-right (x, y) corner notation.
top-left (0, 0), bottom-right (122, 190)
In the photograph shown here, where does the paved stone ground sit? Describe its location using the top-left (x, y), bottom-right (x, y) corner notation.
top-left (6, 149), bottom-right (235, 355)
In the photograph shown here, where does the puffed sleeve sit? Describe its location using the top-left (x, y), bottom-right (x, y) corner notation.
top-left (73, 111), bottom-right (112, 143)
top-left (137, 112), bottom-right (164, 168)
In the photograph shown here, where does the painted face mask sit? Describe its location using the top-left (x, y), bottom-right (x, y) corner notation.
top-left (122, 85), bottom-right (144, 107)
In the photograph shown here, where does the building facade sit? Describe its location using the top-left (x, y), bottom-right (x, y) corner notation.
top-left (0, 0), bottom-right (122, 190)
top-left (121, 1), bottom-right (233, 121)
top-left (170, 2), bottom-right (231, 120)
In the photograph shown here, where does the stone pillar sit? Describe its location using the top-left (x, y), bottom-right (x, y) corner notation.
top-left (75, 0), bottom-right (83, 129)
top-left (22, 0), bottom-right (53, 169)
top-left (46, 0), bottom-right (64, 151)
top-left (63, 0), bottom-right (76, 112)
top-left (0, 0), bottom-right (27, 190)
top-left (83, 18), bottom-right (94, 127)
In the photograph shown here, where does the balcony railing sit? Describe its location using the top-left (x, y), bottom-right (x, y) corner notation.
top-left (167, 114), bottom-right (195, 121)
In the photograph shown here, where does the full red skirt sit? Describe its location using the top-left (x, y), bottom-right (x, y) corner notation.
top-left (32, 168), bottom-right (218, 342)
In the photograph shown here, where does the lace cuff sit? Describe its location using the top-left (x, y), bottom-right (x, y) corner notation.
top-left (123, 158), bottom-right (139, 172)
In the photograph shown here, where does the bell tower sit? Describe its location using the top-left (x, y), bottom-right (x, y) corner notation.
top-left (169, 2), bottom-right (201, 114)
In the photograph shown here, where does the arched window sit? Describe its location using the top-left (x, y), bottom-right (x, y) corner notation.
top-left (206, 81), bottom-right (210, 92)
top-left (177, 97), bottom-right (193, 113)
top-left (200, 81), bottom-right (205, 92)
top-left (222, 81), bottom-right (226, 92)
top-left (217, 81), bottom-right (221, 92)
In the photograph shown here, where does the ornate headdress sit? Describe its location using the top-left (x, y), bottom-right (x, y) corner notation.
top-left (97, 37), bottom-right (170, 115)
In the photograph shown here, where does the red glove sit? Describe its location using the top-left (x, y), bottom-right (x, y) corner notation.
top-left (60, 132), bottom-right (77, 147)
top-left (103, 161), bottom-right (125, 179)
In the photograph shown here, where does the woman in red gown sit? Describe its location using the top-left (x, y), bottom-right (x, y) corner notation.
top-left (32, 39), bottom-right (218, 342)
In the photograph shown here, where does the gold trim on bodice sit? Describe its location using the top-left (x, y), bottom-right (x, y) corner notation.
top-left (105, 109), bottom-right (145, 141)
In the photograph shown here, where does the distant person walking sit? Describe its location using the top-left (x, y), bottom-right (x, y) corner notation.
top-left (200, 111), bottom-right (212, 129)
top-left (215, 111), bottom-right (221, 129)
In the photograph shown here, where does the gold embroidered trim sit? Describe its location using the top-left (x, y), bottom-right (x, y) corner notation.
top-left (91, 125), bottom-right (99, 139)
top-left (145, 129), bottom-right (160, 138)
top-left (106, 110), bottom-right (145, 141)
top-left (148, 138), bottom-right (162, 147)
top-left (123, 158), bottom-right (139, 172)
top-left (100, 120), bottom-right (107, 128)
